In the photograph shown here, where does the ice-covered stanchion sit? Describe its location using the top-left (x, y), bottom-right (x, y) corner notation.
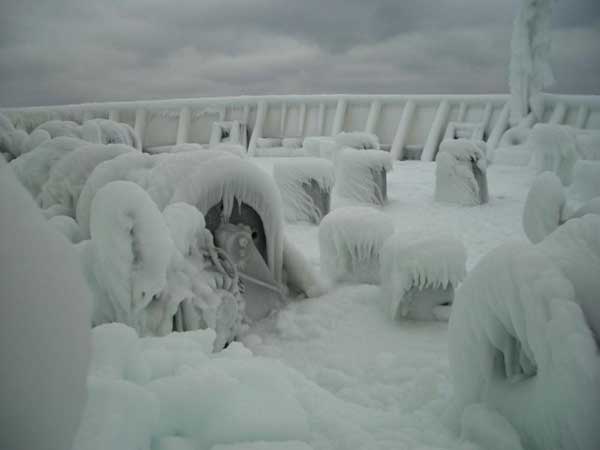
top-left (319, 206), bottom-right (394, 284)
top-left (380, 234), bottom-right (466, 321)
top-left (273, 158), bottom-right (335, 224)
top-left (0, 156), bottom-right (91, 450)
top-left (529, 124), bottom-right (578, 186)
top-left (448, 215), bottom-right (600, 450)
top-left (333, 148), bottom-right (392, 206)
top-left (434, 139), bottom-right (488, 206)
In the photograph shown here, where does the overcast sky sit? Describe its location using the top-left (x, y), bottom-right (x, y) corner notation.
top-left (1, 0), bottom-right (599, 107)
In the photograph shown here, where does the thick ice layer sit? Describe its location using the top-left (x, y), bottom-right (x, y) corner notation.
top-left (0, 156), bottom-right (91, 450)
top-left (529, 124), bottom-right (578, 186)
top-left (171, 157), bottom-right (285, 283)
top-left (75, 324), bottom-right (312, 450)
top-left (380, 233), bottom-right (466, 320)
top-left (333, 131), bottom-right (380, 151)
top-left (575, 131), bottom-right (600, 160)
top-left (76, 152), bottom-right (162, 239)
top-left (81, 181), bottom-right (174, 333)
top-left (435, 139), bottom-right (488, 206)
top-left (10, 137), bottom-right (88, 196)
top-left (82, 118), bottom-right (140, 148)
top-left (569, 160), bottom-right (600, 205)
top-left (274, 158), bottom-right (335, 223)
top-left (449, 238), bottom-right (600, 450)
top-left (35, 119), bottom-right (82, 138)
top-left (0, 115), bottom-right (51, 159)
top-left (333, 148), bottom-right (392, 205)
top-left (38, 143), bottom-right (135, 218)
top-left (522, 172), bottom-right (566, 243)
top-left (48, 214), bottom-right (83, 244)
top-left (163, 203), bottom-right (206, 257)
top-left (319, 206), bottom-right (394, 284)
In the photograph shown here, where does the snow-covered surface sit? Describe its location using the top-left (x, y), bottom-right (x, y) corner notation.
top-left (319, 206), bottom-right (394, 284)
top-left (0, 156), bottom-right (91, 450)
top-left (380, 233), bottom-right (466, 320)
top-left (333, 148), bottom-right (392, 205)
top-left (274, 158), bottom-right (335, 223)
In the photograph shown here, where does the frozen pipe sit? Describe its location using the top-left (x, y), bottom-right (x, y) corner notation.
top-left (108, 109), bottom-right (120, 122)
top-left (82, 110), bottom-right (94, 121)
top-left (457, 102), bottom-right (467, 122)
top-left (421, 100), bottom-right (450, 161)
top-left (134, 108), bottom-right (147, 151)
top-left (331, 98), bottom-right (347, 136)
top-left (365, 100), bottom-right (382, 134)
top-left (248, 101), bottom-right (268, 156)
top-left (242, 104), bottom-right (250, 125)
top-left (473, 102), bottom-right (493, 141)
top-left (317, 103), bottom-right (326, 136)
top-left (487, 102), bottom-right (510, 151)
top-left (280, 102), bottom-right (288, 136)
top-left (575, 105), bottom-right (589, 129)
top-left (298, 103), bottom-right (306, 137)
top-left (548, 101), bottom-right (567, 125)
top-left (390, 100), bottom-right (415, 160)
top-left (176, 106), bottom-right (191, 145)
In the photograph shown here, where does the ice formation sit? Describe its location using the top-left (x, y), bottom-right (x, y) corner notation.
top-left (76, 152), bottom-right (162, 238)
top-left (10, 137), bottom-right (88, 196)
top-left (319, 206), bottom-right (394, 284)
top-left (0, 113), bottom-right (51, 159)
top-left (333, 131), bottom-right (380, 151)
top-left (35, 119), bottom-right (82, 139)
top-left (0, 156), bottom-right (91, 450)
top-left (575, 131), bottom-right (600, 160)
top-left (380, 233), bottom-right (466, 321)
top-left (171, 157), bottom-right (285, 283)
top-left (333, 148), bottom-right (392, 205)
top-left (509, 0), bottom-right (553, 124)
top-left (48, 214), bottom-right (83, 244)
top-left (38, 143), bottom-right (135, 218)
top-left (522, 172), bottom-right (566, 243)
top-left (80, 181), bottom-right (174, 333)
top-left (82, 118), bottom-right (140, 148)
top-left (435, 139), bottom-right (488, 206)
top-left (73, 323), bottom-right (313, 450)
top-left (302, 136), bottom-right (336, 158)
top-left (449, 222), bottom-right (600, 449)
top-left (569, 160), bottom-right (600, 205)
top-left (274, 158), bottom-right (335, 223)
top-left (529, 124), bottom-right (578, 186)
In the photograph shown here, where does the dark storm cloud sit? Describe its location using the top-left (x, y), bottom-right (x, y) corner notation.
top-left (0, 0), bottom-right (598, 107)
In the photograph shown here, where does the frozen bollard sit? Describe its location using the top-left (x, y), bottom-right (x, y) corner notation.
top-left (380, 233), bottom-right (466, 321)
top-left (334, 148), bottom-right (392, 206)
top-left (319, 206), bottom-right (394, 284)
top-left (435, 139), bottom-right (488, 206)
top-left (274, 158), bottom-right (335, 224)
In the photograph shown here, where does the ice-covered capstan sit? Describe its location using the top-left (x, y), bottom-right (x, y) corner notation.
top-left (81, 181), bottom-right (174, 333)
top-left (509, 0), bottom-right (554, 125)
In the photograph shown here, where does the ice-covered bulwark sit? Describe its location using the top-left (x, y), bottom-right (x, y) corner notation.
top-left (380, 234), bottom-right (466, 321)
top-left (529, 124), bottom-right (578, 186)
top-left (435, 139), bottom-right (488, 206)
top-left (274, 158), bottom-right (335, 223)
top-left (80, 181), bottom-right (174, 333)
top-left (449, 216), bottom-right (600, 450)
top-left (319, 206), bottom-right (394, 284)
top-left (334, 148), bottom-right (392, 206)
top-left (0, 156), bottom-right (91, 450)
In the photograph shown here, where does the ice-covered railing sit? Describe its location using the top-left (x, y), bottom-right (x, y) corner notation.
top-left (2, 93), bottom-right (599, 161)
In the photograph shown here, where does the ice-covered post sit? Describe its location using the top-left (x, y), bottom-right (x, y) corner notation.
top-left (509, 0), bottom-right (554, 126)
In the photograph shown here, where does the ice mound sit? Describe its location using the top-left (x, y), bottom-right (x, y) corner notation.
top-left (575, 131), bottom-right (600, 160)
top-left (522, 172), bottom-right (566, 243)
top-left (302, 136), bottom-right (337, 158)
top-left (333, 148), bottom-right (392, 205)
top-left (38, 143), bottom-right (135, 218)
top-left (10, 136), bottom-right (88, 196)
top-left (319, 206), bottom-right (394, 284)
top-left (48, 214), bottom-right (83, 243)
top-left (0, 113), bottom-right (51, 159)
top-left (333, 131), bottom-right (380, 151)
top-left (569, 160), bottom-right (600, 205)
top-left (0, 156), bottom-right (91, 450)
top-left (529, 124), bottom-right (578, 186)
top-left (74, 323), bottom-right (312, 450)
top-left (435, 139), bottom-right (488, 206)
top-left (80, 181), bottom-right (174, 333)
top-left (274, 158), bottom-right (335, 223)
top-left (380, 233), bottom-right (466, 321)
top-left (449, 218), bottom-right (600, 449)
